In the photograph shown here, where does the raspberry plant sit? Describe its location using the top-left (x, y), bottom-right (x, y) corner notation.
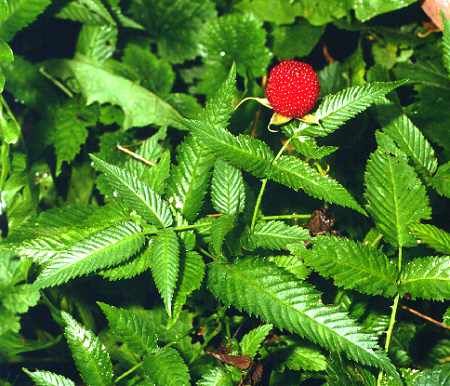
top-left (0, 1), bottom-right (450, 385)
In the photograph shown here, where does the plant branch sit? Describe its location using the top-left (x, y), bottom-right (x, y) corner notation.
top-left (401, 305), bottom-right (450, 331)
top-left (250, 137), bottom-right (292, 230)
top-left (261, 213), bottom-right (311, 221)
top-left (117, 144), bottom-right (156, 166)
top-left (114, 362), bottom-right (143, 383)
top-left (378, 246), bottom-right (403, 385)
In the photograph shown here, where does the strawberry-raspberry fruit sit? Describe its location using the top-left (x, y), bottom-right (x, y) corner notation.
top-left (265, 60), bottom-right (320, 118)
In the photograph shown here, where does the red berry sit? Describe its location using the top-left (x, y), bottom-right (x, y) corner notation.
top-left (265, 60), bottom-right (320, 118)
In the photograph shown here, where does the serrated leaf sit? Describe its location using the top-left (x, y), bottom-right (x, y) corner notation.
top-left (23, 369), bottom-right (75, 386)
top-left (196, 12), bottom-right (270, 94)
top-left (62, 312), bottom-right (114, 386)
top-left (285, 345), bottom-right (327, 372)
top-left (150, 229), bottom-right (180, 317)
top-left (210, 214), bottom-right (235, 256)
top-left (129, 0), bottom-right (216, 63)
top-left (290, 135), bottom-right (337, 160)
top-left (142, 347), bottom-right (190, 386)
top-left (266, 255), bottom-right (311, 280)
top-left (197, 367), bottom-right (233, 386)
top-left (399, 256), bottom-right (450, 301)
top-left (97, 302), bottom-right (158, 355)
top-left (410, 223), bottom-right (450, 255)
top-left (0, 0), bottom-right (52, 41)
top-left (122, 43), bottom-right (174, 97)
top-left (190, 119), bottom-right (274, 177)
top-left (47, 99), bottom-right (98, 175)
top-left (240, 324), bottom-right (272, 358)
top-left (383, 114), bottom-right (438, 177)
top-left (247, 221), bottom-right (310, 251)
top-left (48, 59), bottom-right (184, 130)
top-left (172, 251), bottom-right (205, 321)
top-left (354, 0), bottom-right (416, 22)
top-left (100, 242), bottom-right (153, 281)
top-left (431, 161), bottom-right (450, 198)
top-left (394, 62), bottom-right (450, 90)
top-left (303, 236), bottom-right (398, 297)
top-left (76, 24), bottom-right (117, 63)
top-left (91, 155), bottom-right (173, 228)
top-left (56, 0), bottom-right (114, 24)
top-left (34, 222), bottom-right (145, 288)
top-left (270, 156), bottom-right (366, 215)
top-left (211, 159), bottom-right (245, 215)
top-left (296, 81), bottom-right (406, 138)
top-left (364, 148), bottom-right (431, 247)
top-left (167, 135), bottom-right (214, 222)
top-left (208, 258), bottom-right (396, 374)
top-left (411, 364), bottom-right (450, 385)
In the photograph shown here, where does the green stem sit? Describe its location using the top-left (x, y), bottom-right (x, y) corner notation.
top-left (377, 246), bottom-right (403, 385)
top-left (173, 223), bottom-right (210, 232)
top-left (261, 213), bottom-right (311, 221)
top-left (114, 362), bottom-right (143, 383)
top-left (250, 138), bottom-right (292, 230)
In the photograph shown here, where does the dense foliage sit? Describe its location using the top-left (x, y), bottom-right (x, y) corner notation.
top-left (0, 1), bottom-right (449, 385)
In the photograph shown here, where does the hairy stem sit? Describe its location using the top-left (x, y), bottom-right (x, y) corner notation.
top-left (250, 138), bottom-right (292, 230)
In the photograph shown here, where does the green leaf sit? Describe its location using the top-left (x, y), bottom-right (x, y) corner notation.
top-left (410, 224), bottom-right (450, 255)
top-left (56, 0), bottom-right (114, 24)
top-left (129, 0), bottom-right (216, 63)
top-left (208, 258), bottom-right (396, 374)
top-left (211, 159), bottom-right (245, 215)
top-left (0, 0), bottom-right (52, 41)
top-left (91, 155), bottom-right (173, 228)
top-left (142, 347), bottom-right (190, 386)
top-left (190, 120), bottom-right (274, 177)
top-left (100, 243), bottom-right (153, 281)
top-left (431, 161), bottom-right (450, 198)
top-left (290, 135), bottom-right (337, 160)
top-left (394, 62), bottom-right (450, 90)
top-left (399, 256), bottom-right (450, 301)
top-left (97, 302), bottom-right (158, 355)
top-left (76, 24), bottom-right (117, 63)
top-left (23, 369), bottom-right (75, 386)
top-left (364, 148), bottom-right (431, 247)
top-left (246, 221), bottom-right (310, 251)
top-left (354, 0), bottom-right (417, 22)
top-left (62, 312), bottom-right (114, 386)
top-left (122, 43), bottom-right (174, 97)
top-left (197, 368), bottom-right (233, 386)
top-left (167, 135), bottom-right (214, 222)
top-left (303, 236), bottom-right (398, 297)
top-left (272, 21), bottom-right (324, 59)
top-left (172, 251), bottom-right (205, 321)
top-left (285, 344), bottom-right (327, 372)
top-left (271, 156), bottom-right (366, 214)
top-left (237, 0), bottom-right (351, 26)
top-left (150, 229), bottom-right (180, 317)
top-left (210, 214), bottom-right (235, 257)
top-left (411, 364), bottom-right (450, 385)
top-left (266, 255), bottom-right (311, 280)
top-left (444, 16), bottom-right (450, 77)
top-left (297, 81), bottom-right (406, 138)
top-left (240, 324), bottom-right (272, 358)
top-left (34, 222), bottom-right (145, 288)
top-left (383, 114), bottom-right (438, 177)
top-left (49, 59), bottom-right (184, 130)
top-left (47, 99), bottom-right (98, 175)
top-left (196, 12), bottom-right (270, 94)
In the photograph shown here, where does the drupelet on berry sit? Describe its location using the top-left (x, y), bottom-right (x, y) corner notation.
top-left (265, 60), bottom-right (320, 118)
